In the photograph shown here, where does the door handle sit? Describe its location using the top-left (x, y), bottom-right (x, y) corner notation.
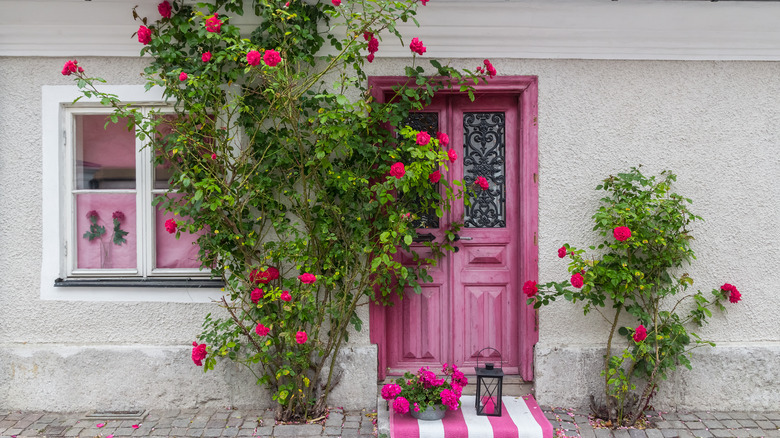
top-left (452, 234), bottom-right (473, 241)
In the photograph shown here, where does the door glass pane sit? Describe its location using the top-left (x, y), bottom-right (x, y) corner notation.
top-left (405, 112), bottom-right (440, 229)
top-left (75, 115), bottom-right (136, 190)
top-left (463, 112), bottom-right (506, 228)
top-left (76, 193), bottom-right (137, 269)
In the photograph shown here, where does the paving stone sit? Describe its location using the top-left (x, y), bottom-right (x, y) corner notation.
top-left (679, 415), bottom-right (699, 422)
top-left (273, 424), bottom-right (323, 436)
top-left (545, 412), bottom-right (559, 421)
top-left (685, 421), bottom-right (707, 430)
top-left (721, 420), bottom-right (742, 429)
top-left (44, 425), bottom-right (68, 435)
top-left (0, 421), bottom-right (14, 429)
top-left (730, 413), bottom-right (750, 420)
top-left (203, 428), bottom-right (225, 437)
top-left (766, 414), bottom-right (780, 421)
top-left (747, 413), bottom-right (766, 421)
top-left (564, 431), bottom-right (580, 437)
top-left (677, 430), bottom-right (696, 438)
top-left (580, 426), bottom-right (598, 438)
top-left (691, 430), bottom-right (713, 437)
top-left (646, 429), bottom-right (665, 438)
top-left (746, 429), bottom-right (767, 438)
top-left (756, 420), bottom-right (776, 429)
top-left (171, 427), bottom-right (189, 435)
top-left (595, 428), bottom-right (613, 438)
top-left (712, 413), bottom-right (734, 421)
top-left (339, 429), bottom-right (361, 438)
top-left (212, 412), bottom-right (231, 420)
top-left (763, 429), bottom-right (780, 438)
top-left (614, 429), bottom-right (631, 438)
top-left (115, 427), bottom-right (137, 435)
top-left (63, 427), bottom-right (82, 437)
top-left (238, 429), bottom-right (257, 436)
top-left (695, 413), bottom-right (716, 420)
top-left (256, 425), bottom-right (273, 435)
top-left (206, 419), bottom-right (227, 428)
top-left (628, 429), bottom-right (648, 438)
top-left (186, 429), bottom-right (205, 437)
top-left (710, 430), bottom-right (734, 438)
top-left (661, 429), bottom-right (681, 438)
top-left (221, 428), bottom-right (240, 437)
top-left (560, 421), bottom-right (577, 430)
top-left (226, 417), bottom-right (243, 427)
top-left (324, 425), bottom-right (342, 435)
top-left (704, 420), bottom-right (726, 429)
top-left (668, 421), bottom-right (687, 429)
top-left (19, 429), bottom-right (40, 437)
top-left (664, 414), bottom-right (680, 421)
top-left (737, 420), bottom-right (758, 428)
top-left (731, 429), bottom-right (750, 438)
top-left (173, 419), bottom-right (194, 427)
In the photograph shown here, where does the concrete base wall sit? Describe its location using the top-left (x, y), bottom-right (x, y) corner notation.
top-left (534, 342), bottom-right (780, 412)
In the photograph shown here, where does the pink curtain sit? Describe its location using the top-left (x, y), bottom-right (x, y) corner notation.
top-left (76, 194), bottom-right (137, 269)
top-left (155, 195), bottom-right (202, 269)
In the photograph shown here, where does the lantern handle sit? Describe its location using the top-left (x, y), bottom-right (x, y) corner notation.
top-left (475, 347), bottom-right (503, 370)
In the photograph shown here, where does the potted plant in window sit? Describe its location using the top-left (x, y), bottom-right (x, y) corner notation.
top-left (381, 364), bottom-right (468, 420)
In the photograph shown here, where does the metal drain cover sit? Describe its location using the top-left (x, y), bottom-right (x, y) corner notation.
top-left (83, 410), bottom-right (147, 420)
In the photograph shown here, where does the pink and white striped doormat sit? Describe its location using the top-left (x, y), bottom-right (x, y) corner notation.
top-left (389, 395), bottom-right (553, 438)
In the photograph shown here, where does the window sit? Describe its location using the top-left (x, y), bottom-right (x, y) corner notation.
top-left (41, 85), bottom-right (220, 301)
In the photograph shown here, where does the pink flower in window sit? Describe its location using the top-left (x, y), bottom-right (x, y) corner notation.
top-left (296, 331), bottom-right (308, 344)
top-left (255, 323), bottom-right (270, 336)
top-left (205, 14), bottom-right (222, 33)
top-left (437, 132), bottom-right (449, 148)
top-left (202, 51), bottom-right (212, 62)
top-left (164, 218), bottom-right (177, 234)
top-left (86, 210), bottom-right (99, 220)
top-left (409, 38), bottom-right (426, 56)
top-left (448, 149), bottom-right (457, 163)
top-left (112, 211), bottom-right (124, 221)
top-left (247, 50), bottom-right (262, 66)
top-left (158, 1), bottom-right (172, 18)
top-left (251, 288), bottom-right (264, 303)
top-left (280, 290), bottom-right (292, 302)
top-left (179, 72), bottom-right (188, 81)
top-left (429, 170), bottom-right (441, 183)
top-left (263, 49), bottom-right (282, 67)
top-left (416, 131), bottom-right (431, 146)
top-left (389, 162), bottom-right (405, 179)
top-left (298, 273), bottom-right (317, 284)
top-left (475, 176), bottom-right (489, 191)
top-left (138, 25), bottom-right (152, 44)
top-left (191, 341), bottom-right (207, 366)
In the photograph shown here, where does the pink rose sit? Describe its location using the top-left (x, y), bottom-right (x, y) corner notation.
top-left (633, 325), bottom-right (647, 342)
top-left (202, 51), bottom-right (212, 62)
top-left (522, 280), bottom-right (537, 297)
top-left (389, 162), bottom-right (405, 179)
top-left (409, 37), bottom-right (426, 56)
top-left (368, 36), bottom-right (379, 54)
top-left (138, 25), bottom-right (152, 45)
top-left (205, 14), bottom-right (222, 33)
top-left (437, 132), bottom-right (449, 148)
top-left (429, 170), bottom-right (441, 183)
top-left (191, 342), bottom-right (207, 366)
top-left (416, 131), bottom-right (431, 146)
top-left (158, 1), bottom-right (172, 18)
top-left (295, 331), bottom-right (308, 344)
top-left (483, 59), bottom-right (497, 78)
top-left (558, 246), bottom-right (567, 258)
top-left (179, 72), bottom-right (188, 81)
top-left (420, 0), bottom-right (429, 4)
top-left (211, 153), bottom-right (217, 160)
top-left (280, 290), bottom-right (292, 302)
top-left (722, 283), bottom-right (741, 303)
top-left (475, 176), bottom-right (489, 191)
top-left (247, 50), bottom-right (261, 66)
top-left (255, 323), bottom-right (270, 336)
top-left (250, 288), bottom-right (264, 303)
top-left (250, 267), bottom-right (280, 284)
top-left (448, 149), bottom-right (457, 163)
top-left (298, 273), bottom-right (317, 284)
top-left (570, 272), bottom-right (584, 288)
top-left (363, 32), bottom-right (373, 41)
top-left (61, 60), bottom-right (83, 76)
top-left (613, 226), bottom-right (631, 242)
top-left (392, 397), bottom-right (410, 414)
top-left (366, 53), bottom-right (375, 63)
top-left (263, 49), bottom-right (282, 67)
top-left (332, 0), bottom-right (341, 5)
top-left (164, 218), bottom-right (177, 234)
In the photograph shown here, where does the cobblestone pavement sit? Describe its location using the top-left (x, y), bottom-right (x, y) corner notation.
top-left (543, 406), bottom-right (780, 438)
top-left (0, 408), bottom-right (377, 438)
top-left (2, 407), bottom-right (779, 438)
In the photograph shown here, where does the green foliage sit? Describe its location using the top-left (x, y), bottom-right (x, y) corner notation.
top-left (530, 167), bottom-right (735, 427)
top-left (82, 215), bottom-right (106, 241)
top-left (69, 0), bottom-right (488, 421)
top-left (112, 218), bottom-right (129, 245)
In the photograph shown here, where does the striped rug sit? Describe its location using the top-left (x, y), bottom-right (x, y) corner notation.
top-left (388, 395), bottom-right (553, 438)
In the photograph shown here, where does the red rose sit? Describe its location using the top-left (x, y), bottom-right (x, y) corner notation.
top-left (522, 280), bottom-right (537, 297)
top-left (475, 176), bottom-right (489, 191)
top-left (364, 32), bottom-right (373, 41)
top-left (250, 267), bottom-right (279, 284)
top-left (448, 149), bottom-right (457, 163)
top-left (483, 59), bottom-right (497, 78)
top-left (179, 72), bottom-right (188, 81)
top-left (332, 0), bottom-right (341, 5)
top-left (61, 60), bottom-right (83, 76)
top-left (368, 36), bottom-right (379, 54)
top-left (722, 283), bottom-right (741, 303)
top-left (633, 325), bottom-right (647, 342)
top-left (164, 218), bottom-right (177, 234)
top-left (558, 246), bottom-right (567, 258)
top-left (205, 14), bottom-right (222, 33)
top-left (255, 323), bottom-right (270, 336)
top-left (409, 37), bottom-right (426, 56)
top-left (263, 49), bottom-right (282, 67)
top-left (437, 132), bottom-right (449, 148)
top-left (389, 162), bottom-right (405, 179)
top-left (366, 53), bottom-right (375, 63)
top-left (158, 1), bottom-right (172, 18)
top-left (138, 25), bottom-right (152, 45)
top-left (280, 290), bottom-right (292, 302)
top-left (247, 50), bottom-right (261, 66)
top-left (298, 273), bottom-right (317, 284)
top-left (420, 0), bottom-right (429, 4)
top-left (416, 131), bottom-right (431, 146)
top-left (429, 170), bottom-right (441, 183)
top-left (250, 288), bottom-right (264, 304)
top-left (202, 51), bottom-right (212, 62)
top-left (191, 342), bottom-right (207, 366)
top-left (570, 272), bottom-right (584, 288)
top-left (613, 226), bottom-right (631, 242)
top-left (112, 211), bottom-right (125, 221)
top-left (296, 331), bottom-right (308, 344)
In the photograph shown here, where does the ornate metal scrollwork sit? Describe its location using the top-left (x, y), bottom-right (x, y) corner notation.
top-left (463, 112), bottom-right (506, 228)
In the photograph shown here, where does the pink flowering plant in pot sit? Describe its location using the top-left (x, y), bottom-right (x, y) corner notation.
top-left (382, 364), bottom-right (468, 416)
top-left (64, 0), bottom-right (493, 422)
top-left (526, 167), bottom-right (740, 427)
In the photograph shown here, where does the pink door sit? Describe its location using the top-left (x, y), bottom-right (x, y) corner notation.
top-left (369, 78), bottom-right (539, 381)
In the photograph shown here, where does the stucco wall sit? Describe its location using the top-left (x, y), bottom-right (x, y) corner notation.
top-left (1, 55), bottom-right (778, 411)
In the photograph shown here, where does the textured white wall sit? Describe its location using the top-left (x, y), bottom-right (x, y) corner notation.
top-left (2, 54), bottom-right (779, 411)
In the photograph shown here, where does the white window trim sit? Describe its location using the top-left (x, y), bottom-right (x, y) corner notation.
top-left (42, 85), bottom-right (223, 302)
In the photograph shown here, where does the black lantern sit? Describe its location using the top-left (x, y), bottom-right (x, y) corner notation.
top-left (475, 347), bottom-right (504, 416)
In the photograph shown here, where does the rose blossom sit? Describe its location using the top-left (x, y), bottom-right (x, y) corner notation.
top-left (255, 323), bottom-right (270, 336)
top-left (263, 49), bottom-right (282, 67)
top-left (721, 283), bottom-right (742, 303)
top-left (202, 51), bottom-right (212, 62)
top-left (558, 246), bottom-right (567, 258)
top-left (112, 211), bottom-right (125, 221)
top-left (389, 162), bottom-right (405, 179)
top-left (409, 37), bottom-right (426, 56)
top-left (437, 132), bottom-right (449, 148)
top-left (205, 14), bottom-right (222, 33)
top-left (298, 273), bottom-right (317, 284)
top-left (250, 288), bottom-right (264, 303)
top-left (416, 131), bottom-right (431, 146)
top-left (158, 1), bottom-right (172, 18)
top-left (332, 0), bottom-right (341, 5)
top-left (429, 170), bottom-right (441, 183)
top-left (247, 50), bottom-right (261, 66)
top-left (420, 0), bottom-right (429, 4)
top-left (86, 210), bottom-right (99, 220)
top-left (250, 267), bottom-right (279, 284)
top-left (381, 383), bottom-right (402, 400)
top-left (475, 176), bottom-right (489, 191)
top-left (366, 53), bottom-right (375, 63)
top-left (191, 341), bottom-right (207, 366)
top-left (522, 280), bottom-right (537, 297)
top-left (280, 290), bottom-right (292, 302)
top-left (179, 72), bottom-right (188, 81)
top-left (368, 36), bottom-right (379, 54)
top-left (483, 59), bottom-right (497, 78)
top-left (138, 25), bottom-right (152, 45)
top-left (633, 325), bottom-right (647, 342)
top-left (613, 226), bottom-right (632, 242)
top-left (61, 60), bottom-right (83, 76)
top-left (392, 396), bottom-right (410, 414)
top-left (364, 32), bottom-right (373, 41)
top-left (448, 149), bottom-right (457, 163)
top-left (164, 218), bottom-right (177, 234)
top-left (570, 272), bottom-right (584, 288)
top-left (295, 331), bottom-right (308, 344)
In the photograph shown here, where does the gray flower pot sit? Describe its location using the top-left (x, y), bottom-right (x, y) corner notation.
top-left (410, 404), bottom-right (447, 421)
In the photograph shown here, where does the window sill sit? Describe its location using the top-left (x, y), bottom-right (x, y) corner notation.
top-left (54, 277), bottom-right (224, 288)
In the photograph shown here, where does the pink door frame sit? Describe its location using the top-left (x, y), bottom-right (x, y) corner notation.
top-left (368, 76), bottom-right (539, 381)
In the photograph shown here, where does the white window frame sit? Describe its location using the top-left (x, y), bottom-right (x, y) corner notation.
top-left (42, 85), bottom-right (222, 302)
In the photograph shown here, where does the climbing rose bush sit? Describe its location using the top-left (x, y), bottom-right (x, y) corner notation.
top-left (530, 168), bottom-right (739, 427)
